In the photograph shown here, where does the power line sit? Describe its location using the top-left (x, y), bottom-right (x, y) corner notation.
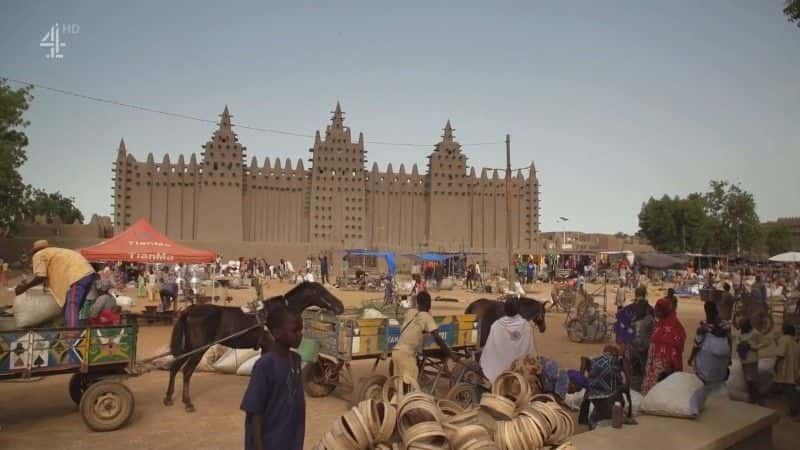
top-left (3, 77), bottom-right (505, 148)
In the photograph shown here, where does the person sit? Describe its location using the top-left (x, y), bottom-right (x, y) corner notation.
top-left (88, 279), bottom-right (122, 326)
top-left (583, 345), bottom-right (627, 429)
top-left (663, 288), bottom-right (678, 312)
top-left (0, 258), bottom-right (8, 287)
top-left (628, 299), bottom-right (655, 392)
top-left (147, 268), bottom-right (159, 303)
top-left (480, 297), bottom-right (536, 383)
top-left (391, 292), bottom-right (457, 380)
top-left (773, 324), bottom-right (799, 416)
top-left (14, 240), bottom-right (97, 327)
top-left (240, 306), bottom-right (305, 450)
top-left (752, 275), bottom-right (768, 304)
top-left (641, 297), bottom-right (686, 394)
top-left (688, 302), bottom-right (731, 388)
top-left (320, 255), bottom-right (329, 285)
top-left (735, 318), bottom-right (770, 405)
top-left (411, 274), bottom-right (427, 297)
top-left (526, 261), bottom-right (535, 284)
top-left (136, 272), bottom-right (146, 298)
top-left (615, 280), bottom-right (627, 308)
top-left (474, 262), bottom-right (482, 287)
top-left (465, 264), bottom-right (474, 290)
top-left (383, 275), bottom-right (394, 305)
top-left (717, 282), bottom-right (735, 322)
top-left (159, 272), bottom-right (179, 312)
top-left (284, 259), bottom-right (295, 277)
top-left (302, 269), bottom-right (314, 283)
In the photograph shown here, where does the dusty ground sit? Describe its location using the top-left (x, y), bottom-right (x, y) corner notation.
top-left (0, 279), bottom-right (797, 449)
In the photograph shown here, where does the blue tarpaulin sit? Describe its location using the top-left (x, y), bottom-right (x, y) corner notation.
top-left (347, 249), bottom-right (397, 276)
top-left (412, 252), bottom-right (452, 262)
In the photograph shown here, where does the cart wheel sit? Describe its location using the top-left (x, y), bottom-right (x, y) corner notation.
top-left (302, 360), bottom-right (337, 397)
top-left (446, 383), bottom-right (481, 409)
top-left (450, 359), bottom-right (482, 388)
top-left (69, 373), bottom-right (95, 405)
top-left (351, 374), bottom-right (387, 406)
top-left (566, 319), bottom-right (585, 343)
top-left (79, 380), bottom-right (135, 432)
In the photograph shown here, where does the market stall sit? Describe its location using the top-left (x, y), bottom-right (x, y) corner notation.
top-left (80, 218), bottom-right (216, 320)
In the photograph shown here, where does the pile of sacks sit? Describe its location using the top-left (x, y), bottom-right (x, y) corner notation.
top-left (150, 345), bottom-right (263, 376)
top-left (314, 371), bottom-right (576, 450)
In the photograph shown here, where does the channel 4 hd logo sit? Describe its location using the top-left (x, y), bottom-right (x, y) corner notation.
top-left (40, 23), bottom-right (80, 60)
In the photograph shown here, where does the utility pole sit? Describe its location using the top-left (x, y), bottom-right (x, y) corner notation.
top-left (505, 134), bottom-right (516, 282)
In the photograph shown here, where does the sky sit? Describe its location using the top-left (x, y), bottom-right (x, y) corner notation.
top-left (1, 1), bottom-right (798, 234)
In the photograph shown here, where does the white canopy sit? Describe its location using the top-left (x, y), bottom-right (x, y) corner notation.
top-left (768, 252), bottom-right (800, 263)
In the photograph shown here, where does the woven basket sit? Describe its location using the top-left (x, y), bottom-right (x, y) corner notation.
top-left (343, 407), bottom-right (373, 449)
top-left (436, 398), bottom-right (465, 419)
top-left (518, 407), bottom-right (550, 445)
top-left (459, 438), bottom-right (498, 450)
top-left (376, 401), bottom-right (398, 443)
top-left (479, 394), bottom-right (516, 420)
top-left (491, 371), bottom-right (532, 408)
top-left (382, 375), bottom-right (420, 406)
top-left (446, 409), bottom-right (480, 427)
top-left (442, 422), bottom-right (490, 449)
top-left (320, 430), bottom-right (354, 450)
top-left (397, 393), bottom-right (439, 436)
top-left (401, 421), bottom-right (447, 449)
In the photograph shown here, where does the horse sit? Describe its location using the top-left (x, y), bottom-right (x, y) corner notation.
top-left (163, 281), bottom-right (344, 411)
top-left (465, 297), bottom-right (547, 348)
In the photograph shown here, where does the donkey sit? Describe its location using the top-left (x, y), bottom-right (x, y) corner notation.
top-left (163, 281), bottom-right (344, 411)
top-left (465, 297), bottom-right (548, 348)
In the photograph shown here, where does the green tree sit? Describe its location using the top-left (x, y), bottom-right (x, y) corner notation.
top-left (765, 226), bottom-right (793, 256)
top-left (673, 193), bottom-right (709, 253)
top-left (703, 180), bottom-right (761, 255)
top-left (0, 79), bottom-right (34, 236)
top-left (785, 0), bottom-right (800, 26)
top-left (638, 195), bottom-right (679, 252)
top-left (28, 189), bottom-right (84, 224)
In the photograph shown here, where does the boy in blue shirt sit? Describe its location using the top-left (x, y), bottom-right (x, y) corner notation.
top-left (240, 306), bottom-right (305, 450)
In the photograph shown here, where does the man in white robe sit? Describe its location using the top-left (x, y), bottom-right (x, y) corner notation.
top-left (480, 298), bottom-right (537, 383)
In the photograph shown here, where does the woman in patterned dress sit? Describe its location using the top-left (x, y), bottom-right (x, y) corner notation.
top-left (641, 297), bottom-right (686, 394)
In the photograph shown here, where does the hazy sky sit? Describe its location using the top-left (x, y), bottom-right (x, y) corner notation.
top-left (1, 1), bottom-right (798, 234)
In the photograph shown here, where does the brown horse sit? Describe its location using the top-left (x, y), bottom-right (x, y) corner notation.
top-left (465, 297), bottom-right (547, 347)
top-left (164, 281), bottom-right (344, 411)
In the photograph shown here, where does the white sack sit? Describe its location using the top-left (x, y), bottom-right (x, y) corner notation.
top-left (13, 289), bottom-right (61, 328)
top-left (213, 348), bottom-right (261, 374)
top-left (641, 372), bottom-right (706, 418)
top-left (236, 354), bottom-right (260, 376)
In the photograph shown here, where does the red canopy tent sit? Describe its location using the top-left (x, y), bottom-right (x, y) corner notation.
top-left (80, 218), bottom-right (215, 263)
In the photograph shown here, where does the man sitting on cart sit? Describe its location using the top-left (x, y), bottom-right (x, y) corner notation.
top-left (14, 240), bottom-right (98, 328)
top-left (391, 291), bottom-right (458, 380)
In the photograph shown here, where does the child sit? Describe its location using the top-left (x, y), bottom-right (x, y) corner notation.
top-left (89, 279), bottom-right (122, 326)
top-left (774, 324), bottom-right (799, 416)
top-left (240, 306), bottom-right (305, 450)
top-left (735, 318), bottom-right (770, 405)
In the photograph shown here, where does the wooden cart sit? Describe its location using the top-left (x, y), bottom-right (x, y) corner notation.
top-left (299, 310), bottom-right (480, 405)
top-left (0, 322), bottom-right (138, 431)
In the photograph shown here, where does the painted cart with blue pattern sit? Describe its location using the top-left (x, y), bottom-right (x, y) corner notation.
top-left (0, 322), bottom-right (138, 431)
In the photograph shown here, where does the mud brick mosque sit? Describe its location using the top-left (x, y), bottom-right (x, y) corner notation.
top-left (112, 103), bottom-right (541, 261)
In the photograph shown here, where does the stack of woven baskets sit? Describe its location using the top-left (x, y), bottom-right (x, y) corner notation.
top-left (315, 372), bottom-right (576, 450)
